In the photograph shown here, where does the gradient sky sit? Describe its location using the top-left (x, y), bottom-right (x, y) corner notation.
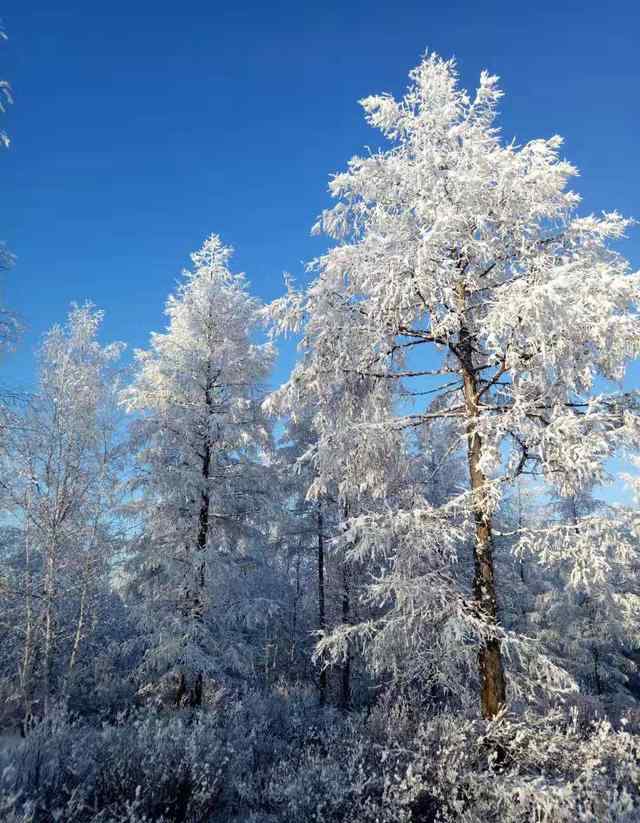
top-left (1, 1), bottom-right (639, 420)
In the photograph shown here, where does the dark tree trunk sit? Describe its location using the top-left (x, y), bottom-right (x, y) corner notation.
top-left (340, 560), bottom-right (352, 710)
top-left (197, 414), bottom-right (212, 557)
top-left (178, 373), bottom-right (215, 709)
top-left (593, 649), bottom-right (602, 696)
top-left (317, 503), bottom-right (328, 705)
top-left (196, 437), bottom-right (211, 600)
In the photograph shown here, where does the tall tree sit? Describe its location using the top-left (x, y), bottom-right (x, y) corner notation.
top-left (269, 53), bottom-right (640, 717)
top-left (125, 234), bottom-right (276, 706)
top-left (0, 304), bottom-right (125, 721)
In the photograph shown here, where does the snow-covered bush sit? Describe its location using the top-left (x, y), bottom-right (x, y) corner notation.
top-left (0, 691), bottom-right (386, 822)
top-left (3, 694), bottom-right (639, 823)
top-left (383, 709), bottom-right (640, 822)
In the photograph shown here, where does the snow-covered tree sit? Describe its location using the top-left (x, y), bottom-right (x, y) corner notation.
top-left (268, 53), bottom-right (640, 717)
top-left (493, 484), bottom-right (639, 711)
top-left (0, 304), bottom-right (126, 721)
top-left (124, 234), bottom-right (277, 706)
top-left (261, 411), bottom-right (328, 696)
top-left (267, 332), bottom-right (443, 706)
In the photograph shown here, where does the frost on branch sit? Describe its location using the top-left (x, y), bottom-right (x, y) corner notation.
top-left (267, 50), bottom-right (640, 717)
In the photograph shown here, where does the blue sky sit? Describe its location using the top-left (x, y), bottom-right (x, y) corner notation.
top-left (1, 0), bottom-right (639, 410)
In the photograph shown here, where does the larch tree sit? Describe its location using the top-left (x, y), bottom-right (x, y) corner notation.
top-left (124, 234), bottom-right (276, 707)
top-left (268, 53), bottom-right (640, 718)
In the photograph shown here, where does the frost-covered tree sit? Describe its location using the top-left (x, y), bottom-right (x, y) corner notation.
top-left (0, 304), bottom-right (126, 721)
top-left (267, 338), bottom-right (437, 706)
top-left (124, 235), bottom-right (277, 706)
top-left (0, 48), bottom-right (639, 823)
top-left (553, 490), bottom-right (640, 703)
top-left (492, 483), bottom-right (639, 712)
top-left (262, 411), bottom-right (329, 696)
top-left (269, 53), bottom-right (640, 717)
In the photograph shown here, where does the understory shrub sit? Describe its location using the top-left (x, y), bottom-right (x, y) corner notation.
top-left (1, 692), bottom-right (639, 822)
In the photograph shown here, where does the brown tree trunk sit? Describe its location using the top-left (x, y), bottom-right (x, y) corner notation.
top-left (317, 503), bottom-right (327, 705)
top-left (456, 283), bottom-right (506, 719)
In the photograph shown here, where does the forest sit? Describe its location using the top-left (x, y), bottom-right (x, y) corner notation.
top-left (1, 45), bottom-right (640, 823)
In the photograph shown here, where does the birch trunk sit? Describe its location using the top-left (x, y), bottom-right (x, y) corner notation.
top-left (19, 529), bottom-right (37, 731)
top-left (42, 544), bottom-right (57, 717)
top-left (67, 554), bottom-right (92, 683)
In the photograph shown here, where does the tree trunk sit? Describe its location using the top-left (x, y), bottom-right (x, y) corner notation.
top-left (317, 503), bottom-right (327, 705)
top-left (340, 560), bottom-right (352, 710)
top-left (178, 378), bottom-right (214, 709)
top-left (456, 283), bottom-right (506, 719)
top-left (593, 648), bottom-right (602, 696)
top-left (67, 554), bottom-right (91, 682)
top-left (291, 551), bottom-right (301, 668)
top-left (42, 545), bottom-right (57, 717)
top-left (197, 442), bottom-right (211, 557)
top-left (20, 530), bottom-right (36, 732)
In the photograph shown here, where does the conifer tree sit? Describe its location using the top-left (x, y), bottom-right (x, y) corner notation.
top-left (125, 235), bottom-right (276, 705)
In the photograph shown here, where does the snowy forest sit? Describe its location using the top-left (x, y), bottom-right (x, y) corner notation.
top-left (1, 40), bottom-right (640, 823)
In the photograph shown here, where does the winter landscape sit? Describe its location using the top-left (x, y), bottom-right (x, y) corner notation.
top-left (1, 3), bottom-right (639, 821)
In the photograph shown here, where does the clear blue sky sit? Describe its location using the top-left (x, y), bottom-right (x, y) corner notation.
top-left (1, 0), bottom-right (639, 403)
